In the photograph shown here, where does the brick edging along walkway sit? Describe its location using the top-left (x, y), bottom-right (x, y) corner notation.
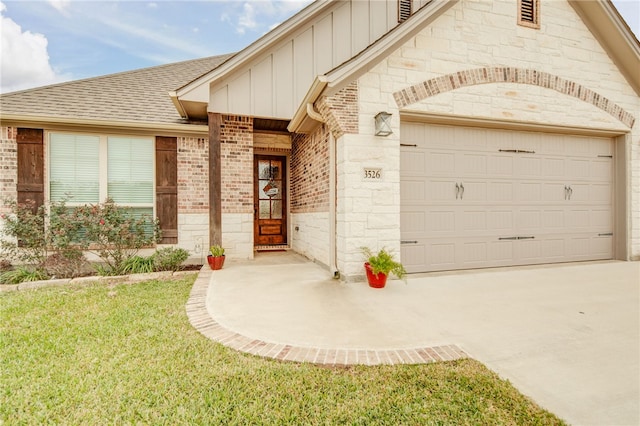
top-left (186, 267), bottom-right (468, 366)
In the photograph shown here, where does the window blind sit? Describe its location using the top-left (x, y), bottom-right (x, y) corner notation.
top-left (49, 133), bottom-right (100, 203)
top-left (107, 137), bottom-right (153, 204)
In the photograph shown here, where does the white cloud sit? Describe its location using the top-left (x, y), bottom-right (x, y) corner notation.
top-left (237, 2), bottom-right (257, 34)
top-left (47, 0), bottom-right (71, 16)
top-left (0, 2), bottom-right (68, 93)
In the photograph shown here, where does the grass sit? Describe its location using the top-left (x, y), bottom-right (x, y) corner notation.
top-left (1, 276), bottom-right (566, 425)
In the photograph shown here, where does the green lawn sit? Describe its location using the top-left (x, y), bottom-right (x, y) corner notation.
top-left (1, 276), bottom-right (565, 425)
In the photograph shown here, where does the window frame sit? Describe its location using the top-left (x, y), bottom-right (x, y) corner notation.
top-left (46, 131), bottom-right (156, 217)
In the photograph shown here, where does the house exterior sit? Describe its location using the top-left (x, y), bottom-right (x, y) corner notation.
top-left (1, 0), bottom-right (638, 280)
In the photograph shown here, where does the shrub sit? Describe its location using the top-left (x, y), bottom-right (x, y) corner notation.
top-left (0, 197), bottom-right (160, 280)
top-left (71, 199), bottom-right (161, 275)
top-left (153, 247), bottom-right (189, 272)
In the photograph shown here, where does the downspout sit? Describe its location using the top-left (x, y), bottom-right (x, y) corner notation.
top-left (329, 131), bottom-right (338, 279)
top-left (306, 103), bottom-right (339, 279)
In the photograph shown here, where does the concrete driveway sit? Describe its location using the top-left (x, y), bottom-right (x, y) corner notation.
top-left (205, 254), bottom-right (639, 425)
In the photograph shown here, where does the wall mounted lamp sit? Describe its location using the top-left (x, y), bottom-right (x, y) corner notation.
top-left (374, 111), bottom-right (393, 136)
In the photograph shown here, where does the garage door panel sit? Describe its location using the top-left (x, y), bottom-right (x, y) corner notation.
top-left (542, 183), bottom-right (566, 203)
top-left (591, 160), bottom-right (612, 181)
top-left (589, 184), bottom-right (612, 203)
top-left (487, 182), bottom-right (513, 202)
top-left (400, 150), bottom-right (425, 174)
top-left (541, 157), bottom-right (565, 177)
top-left (400, 123), bottom-right (614, 273)
top-left (462, 210), bottom-right (487, 231)
top-left (428, 152), bottom-right (456, 174)
top-left (488, 210), bottom-right (514, 231)
top-left (486, 155), bottom-right (513, 176)
top-left (401, 179), bottom-right (426, 202)
top-left (428, 180), bottom-right (458, 202)
top-left (518, 182), bottom-right (542, 202)
top-left (461, 153), bottom-right (487, 175)
top-left (567, 159), bottom-right (590, 179)
top-left (515, 156), bottom-right (541, 177)
top-left (428, 210), bottom-right (456, 234)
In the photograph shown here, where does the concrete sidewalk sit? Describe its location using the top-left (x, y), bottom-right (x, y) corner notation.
top-left (196, 253), bottom-right (639, 426)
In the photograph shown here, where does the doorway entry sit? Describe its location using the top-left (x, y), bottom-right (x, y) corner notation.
top-left (254, 155), bottom-right (287, 246)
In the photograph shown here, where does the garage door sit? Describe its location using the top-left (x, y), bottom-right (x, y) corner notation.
top-left (400, 122), bottom-right (614, 273)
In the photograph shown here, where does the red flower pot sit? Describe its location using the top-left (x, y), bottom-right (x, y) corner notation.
top-left (207, 255), bottom-right (225, 270)
top-left (364, 262), bottom-right (388, 288)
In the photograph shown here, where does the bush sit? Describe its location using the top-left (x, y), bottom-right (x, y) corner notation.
top-left (0, 198), bottom-right (160, 281)
top-left (69, 199), bottom-right (161, 276)
top-left (153, 247), bottom-right (189, 272)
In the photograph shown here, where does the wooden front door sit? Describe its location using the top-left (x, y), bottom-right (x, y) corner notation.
top-left (254, 155), bottom-right (287, 246)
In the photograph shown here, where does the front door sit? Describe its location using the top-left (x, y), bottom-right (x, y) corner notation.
top-left (254, 155), bottom-right (287, 246)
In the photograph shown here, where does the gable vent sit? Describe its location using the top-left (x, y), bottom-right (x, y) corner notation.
top-left (518, 0), bottom-right (540, 29)
top-left (398, 0), bottom-right (412, 23)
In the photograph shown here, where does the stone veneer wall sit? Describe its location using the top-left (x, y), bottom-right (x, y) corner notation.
top-left (290, 124), bottom-right (331, 265)
top-left (353, 0), bottom-right (639, 268)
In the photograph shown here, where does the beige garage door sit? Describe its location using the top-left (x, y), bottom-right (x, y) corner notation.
top-left (400, 122), bottom-right (614, 273)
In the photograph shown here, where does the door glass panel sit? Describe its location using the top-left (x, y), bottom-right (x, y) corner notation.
top-left (259, 200), bottom-right (271, 219)
top-left (272, 200), bottom-right (282, 219)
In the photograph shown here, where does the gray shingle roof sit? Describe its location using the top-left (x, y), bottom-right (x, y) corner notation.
top-left (0, 54), bottom-right (234, 125)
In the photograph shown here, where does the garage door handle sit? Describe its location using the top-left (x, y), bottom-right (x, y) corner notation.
top-left (455, 183), bottom-right (459, 199)
top-left (499, 237), bottom-right (518, 240)
top-left (401, 240), bottom-right (418, 244)
top-left (460, 183), bottom-right (464, 199)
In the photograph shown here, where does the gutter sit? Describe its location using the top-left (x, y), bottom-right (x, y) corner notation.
top-left (168, 90), bottom-right (189, 119)
top-left (287, 76), bottom-right (328, 133)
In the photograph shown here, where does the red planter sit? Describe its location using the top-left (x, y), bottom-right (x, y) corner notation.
top-left (207, 255), bottom-right (225, 270)
top-left (364, 262), bottom-right (388, 288)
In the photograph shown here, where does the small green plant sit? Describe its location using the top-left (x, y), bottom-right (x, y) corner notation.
top-left (0, 266), bottom-right (48, 285)
top-left (209, 245), bottom-right (225, 257)
top-left (361, 247), bottom-right (407, 281)
top-left (120, 255), bottom-right (156, 274)
top-left (153, 247), bottom-right (189, 271)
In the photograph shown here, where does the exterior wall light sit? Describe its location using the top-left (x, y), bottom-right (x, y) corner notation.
top-left (374, 111), bottom-right (393, 136)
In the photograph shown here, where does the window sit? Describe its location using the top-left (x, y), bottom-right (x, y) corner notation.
top-left (518, 0), bottom-right (540, 29)
top-left (398, 0), bottom-right (412, 23)
top-left (49, 133), bottom-right (154, 220)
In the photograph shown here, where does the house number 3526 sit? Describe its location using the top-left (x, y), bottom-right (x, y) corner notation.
top-left (363, 168), bottom-right (382, 180)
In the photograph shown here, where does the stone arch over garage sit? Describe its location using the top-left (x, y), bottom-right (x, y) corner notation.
top-left (393, 67), bottom-right (635, 128)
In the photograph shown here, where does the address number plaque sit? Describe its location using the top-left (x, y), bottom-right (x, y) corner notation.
top-left (363, 168), bottom-right (383, 180)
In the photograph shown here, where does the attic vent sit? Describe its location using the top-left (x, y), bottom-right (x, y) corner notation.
top-left (398, 0), bottom-right (412, 23)
top-left (518, 0), bottom-right (540, 29)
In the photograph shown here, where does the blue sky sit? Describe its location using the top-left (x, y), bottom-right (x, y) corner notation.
top-left (1, 0), bottom-right (638, 93)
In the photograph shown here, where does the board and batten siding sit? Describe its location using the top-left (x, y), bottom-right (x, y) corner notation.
top-left (210, 0), bottom-right (431, 119)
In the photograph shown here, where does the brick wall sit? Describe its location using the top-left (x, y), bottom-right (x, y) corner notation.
top-left (177, 136), bottom-right (209, 213)
top-left (316, 82), bottom-right (359, 139)
top-left (221, 115), bottom-right (253, 214)
top-left (0, 126), bottom-right (17, 214)
top-left (291, 125), bottom-right (330, 213)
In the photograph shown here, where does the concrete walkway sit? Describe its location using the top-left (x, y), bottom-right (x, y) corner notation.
top-left (187, 252), bottom-right (639, 426)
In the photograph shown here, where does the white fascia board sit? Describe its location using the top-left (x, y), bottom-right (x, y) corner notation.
top-left (0, 114), bottom-right (208, 136)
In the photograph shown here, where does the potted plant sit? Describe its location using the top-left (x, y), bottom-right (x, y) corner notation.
top-left (361, 247), bottom-right (406, 288)
top-left (207, 245), bottom-right (225, 270)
